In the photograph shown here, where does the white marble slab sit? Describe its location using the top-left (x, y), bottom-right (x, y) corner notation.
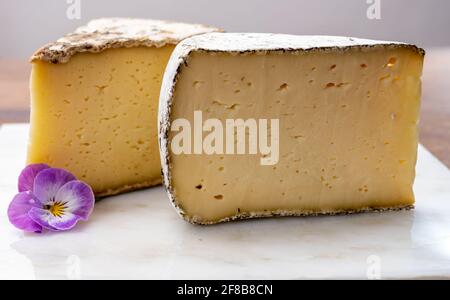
top-left (0, 124), bottom-right (449, 279)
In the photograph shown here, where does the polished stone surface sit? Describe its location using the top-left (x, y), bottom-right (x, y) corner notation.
top-left (1, 124), bottom-right (449, 279)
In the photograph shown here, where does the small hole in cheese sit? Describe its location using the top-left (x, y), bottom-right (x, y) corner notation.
top-left (214, 194), bottom-right (223, 200)
top-left (387, 57), bottom-right (397, 67)
top-left (277, 83), bottom-right (289, 91)
top-left (193, 80), bottom-right (203, 88)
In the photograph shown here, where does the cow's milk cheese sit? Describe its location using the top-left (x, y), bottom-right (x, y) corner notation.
top-left (159, 33), bottom-right (424, 224)
top-left (28, 18), bottom-right (220, 196)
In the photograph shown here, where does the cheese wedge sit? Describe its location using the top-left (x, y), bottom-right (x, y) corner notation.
top-left (28, 18), bottom-right (220, 196)
top-left (159, 33), bottom-right (424, 224)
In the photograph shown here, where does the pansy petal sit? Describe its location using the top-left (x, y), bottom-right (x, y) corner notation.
top-left (27, 207), bottom-right (58, 231)
top-left (18, 164), bottom-right (50, 192)
top-left (49, 212), bottom-right (82, 231)
top-left (28, 207), bottom-right (81, 231)
top-left (55, 180), bottom-right (95, 220)
top-left (33, 168), bottom-right (76, 205)
top-left (8, 192), bottom-right (42, 233)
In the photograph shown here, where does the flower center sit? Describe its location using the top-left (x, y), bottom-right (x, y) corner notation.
top-left (45, 202), bottom-right (67, 217)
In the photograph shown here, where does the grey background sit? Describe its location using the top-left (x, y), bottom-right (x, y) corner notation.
top-left (0, 0), bottom-right (449, 58)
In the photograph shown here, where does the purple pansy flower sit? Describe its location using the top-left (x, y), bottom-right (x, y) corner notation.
top-left (8, 164), bottom-right (95, 233)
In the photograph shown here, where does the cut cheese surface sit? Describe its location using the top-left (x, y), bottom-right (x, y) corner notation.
top-left (159, 33), bottom-right (424, 224)
top-left (29, 47), bottom-right (172, 195)
top-left (27, 19), bottom-right (220, 196)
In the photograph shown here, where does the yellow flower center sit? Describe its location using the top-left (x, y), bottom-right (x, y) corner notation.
top-left (47, 202), bottom-right (67, 217)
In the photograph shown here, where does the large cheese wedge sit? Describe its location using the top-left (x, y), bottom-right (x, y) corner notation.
top-left (28, 18), bottom-right (220, 196)
top-left (159, 33), bottom-right (424, 224)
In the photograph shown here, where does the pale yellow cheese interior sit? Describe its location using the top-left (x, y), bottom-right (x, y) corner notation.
top-left (28, 46), bottom-right (174, 195)
top-left (169, 47), bottom-right (423, 222)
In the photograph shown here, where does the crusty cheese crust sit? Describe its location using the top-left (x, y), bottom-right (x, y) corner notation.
top-left (184, 205), bottom-right (415, 225)
top-left (30, 18), bottom-right (222, 64)
top-left (158, 33), bottom-right (424, 224)
top-left (95, 178), bottom-right (162, 198)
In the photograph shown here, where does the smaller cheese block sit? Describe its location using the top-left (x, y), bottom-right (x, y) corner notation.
top-left (27, 18), bottom-right (220, 196)
top-left (159, 33), bottom-right (425, 224)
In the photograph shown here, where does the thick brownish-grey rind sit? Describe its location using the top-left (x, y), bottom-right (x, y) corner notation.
top-left (95, 178), bottom-right (162, 198)
top-left (158, 33), bottom-right (424, 225)
top-left (184, 206), bottom-right (415, 225)
top-left (30, 18), bottom-right (222, 64)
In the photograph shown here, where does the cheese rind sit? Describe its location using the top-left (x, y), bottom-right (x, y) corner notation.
top-left (31, 18), bottom-right (221, 64)
top-left (27, 19), bottom-right (221, 197)
top-left (159, 33), bottom-right (424, 224)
